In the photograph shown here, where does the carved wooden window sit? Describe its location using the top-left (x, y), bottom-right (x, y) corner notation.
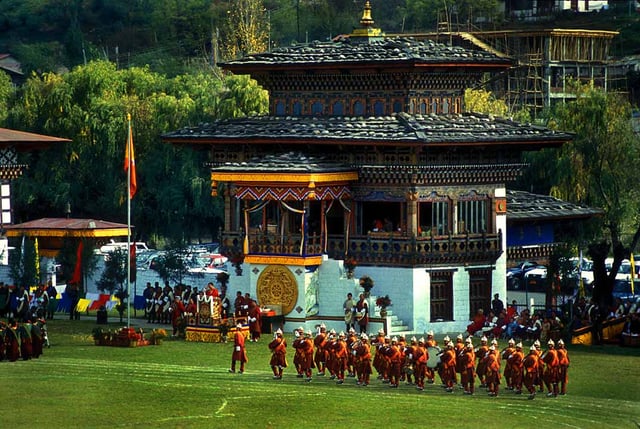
top-left (292, 101), bottom-right (303, 116)
top-left (275, 100), bottom-right (286, 116)
top-left (420, 100), bottom-right (428, 114)
top-left (419, 196), bottom-right (450, 236)
top-left (442, 97), bottom-right (451, 114)
top-left (457, 194), bottom-right (488, 234)
top-left (353, 100), bottom-right (365, 116)
top-left (454, 97), bottom-right (461, 114)
top-left (392, 100), bottom-right (403, 113)
top-left (373, 100), bottom-right (385, 116)
top-left (332, 101), bottom-right (344, 116)
top-left (468, 269), bottom-right (492, 320)
top-left (311, 101), bottom-right (324, 116)
top-left (430, 270), bottom-right (453, 322)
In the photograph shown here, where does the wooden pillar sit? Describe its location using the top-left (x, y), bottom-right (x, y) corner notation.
top-left (224, 187), bottom-right (232, 231)
top-left (406, 190), bottom-right (418, 236)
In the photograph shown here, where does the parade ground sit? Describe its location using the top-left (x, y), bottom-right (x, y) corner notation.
top-left (1, 318), bottom-right (639, 429)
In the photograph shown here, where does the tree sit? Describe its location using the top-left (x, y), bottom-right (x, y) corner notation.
top-left (531, 81), bottom-right (640, 308)
top-left (9, 236), bottom-right (39, 288)
top-left (464, 88), bottom-right (530, 122)
top-left (153, 242), bottom-right (191, 286)
top-left (221, 0), bottom-right (269, 60)
top-left (0, 70), bottom-right (13, 125)
top-left (97, 248), bottom-right (129, 322)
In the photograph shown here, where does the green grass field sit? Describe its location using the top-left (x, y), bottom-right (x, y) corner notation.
top-left (1, 319), bottom-right (639, 429)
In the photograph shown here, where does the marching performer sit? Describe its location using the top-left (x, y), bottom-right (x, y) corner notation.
top-left (475, 336), bottom-right (489, 387)
top-left (501, 338), bottom-right (516, 390)
top-left (268, 328), bottom-right (287, 379)
top-left (403, 337), bottom-right (418, 385)
top-left (484, 345), bottom-right (501, 397)
top-left (292, 327), bottom-right (306, 377)
top-left (508, 342), bottom-right (525, 394)
top-left (523, 345), bottom-right (540, 400)
top-left (301, 330), bottom-right (315, 382)
top-left (354, 333), bottom-right (373, 386)
top-left (424, 331), bottom-right (438, 384)
top-left (440, 341), bottom-right (457, 392)
top-left (542, 339), bottom-right (559, 397)
top-left (372, 329), bottom-right (387, 380)
top-left (333, 332), bottom-right (349, 384)
top-left (313, 324), bottom-right (328, 376)
top-left (229, 323), bottom-right (248, 374)
top-left (460, 340), bottom-right (476, 395)
top-left (383, 336), bottom-right (403, 388)
top-left (414, 338), bottom-right (428, 391)
top-left (556, 339), bottom-right (570, 395)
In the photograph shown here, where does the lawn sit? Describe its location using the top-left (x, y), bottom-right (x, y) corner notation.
top-left (1, 319), bottom-right (639, 429)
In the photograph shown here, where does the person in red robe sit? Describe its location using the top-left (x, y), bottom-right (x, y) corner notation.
top-left (170, 296), bottom-right (185, 337)
top-left (247, 301), bottom-right (262, 342)
top-left (542, 339), bottom-right (560, 397)
top-left (556, 339), bottom-right (570, 395)
top-left (523, 345), bottom-right (540, 400)
top-left (268, 329), bottom-right (287, 379)
top-left (229, 323), bottom-right (248, 373)
top-left (300, 330), bottom-right (315, 382)
top-left (354, 334), bottom-right (373, 386)
top-left (485, 346), bottom-right (501, 397)
top-left (5, 319), bottom-right (20, 362)
top-left (460, 341), bottom-right (476, 395)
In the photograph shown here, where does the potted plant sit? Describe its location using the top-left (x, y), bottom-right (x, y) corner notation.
top-left (359, 275), bottom-right (374, 297)
top-left (92, 327), bottom-right (110, 346)
top-left (344, 256), bottom-right (357, 278)
top-left (150, 328), bottom-right (167, 345)
top-left (375, 295), bottom-right (392, 318)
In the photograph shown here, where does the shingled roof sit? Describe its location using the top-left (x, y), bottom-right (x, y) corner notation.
top-left (210, 152), bottom-right (354, 173)
top-left (222, 37), bottom-right (512, 71)
top-left (506, 189), bottom-right (602, 222)
top-left (163, 112), bottom-right (572, 147)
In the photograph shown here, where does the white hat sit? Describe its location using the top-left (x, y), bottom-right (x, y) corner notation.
top-left (534, 340), bottom-right (541, 346)
top-left (349, 327), bottom-right (356, 334)
top-left (508, 338), bottom-right (515, 344)
top-left (236, 323), bottom-right (243, 329)
top-left (298, 326), bottom-right (305, 332)
top-left (427, 330), bottom-right (434, 336)
top-left (330, 329), bottom-right (336, 334)
top-left (465, 336), bottom-right (473, 343)
top-left (361, 333), bottom-right (368, 340)
top-left (456, 334), bottom-right (463, 340)
top-left (466, 342), bottom-right (473, 348)
top-left (378, 329), bottom-right (385, 335)
top-left (547, 339), bottom-right (555, 346)
top-left (443, 335), bottom-right (450, 342)
top-left (411, 336), bottom-right (417, 343)
top-left (516, 342), bottom-right (522, 348)
top-left (530, 345), bottom-right (536, 352)
top-left (391, 336), bottom-right (398, 343)
top-left (491, 339), bottom-right (498, 345)
top-left (276, 328), bottom-right (283, 335)
top-left (306, 330), bottom-right (312, 337)
top-left (489, 345), bottom-right (496, 351)
top-left (447, 342), bottom-right (454, 348)
top-left (418, 337), bottom-right (425, 344)
top-left (481, 336), bottom-right (488, 342)
top-left (557, 339), bottom-right (565, 345)
top-left (385, 335), bottom-right (391, 340)
top-left (320, 323), bottom-right (326, 329)
top-left (339, 331), bottom-right (346, 338)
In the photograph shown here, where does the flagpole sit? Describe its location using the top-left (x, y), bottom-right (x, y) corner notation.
top-left (126, 113), bottom-right (132, 328)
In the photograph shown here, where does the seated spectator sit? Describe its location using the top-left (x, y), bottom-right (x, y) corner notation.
top-left (466, 308), bottom-right (486, 336)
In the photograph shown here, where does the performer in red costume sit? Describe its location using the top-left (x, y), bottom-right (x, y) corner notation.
top-left (229, 323), bottom-right (248, 373)
top-left (268, 329), bottom-right (287, 379)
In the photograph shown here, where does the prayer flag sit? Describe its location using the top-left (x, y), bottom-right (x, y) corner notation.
top-left (70, 241), bottom-right (83, 285)
top-left (124, 115), bottom-right (137, 199)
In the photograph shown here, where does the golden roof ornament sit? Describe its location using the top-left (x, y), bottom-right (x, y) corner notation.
top-left (350, 0), bottom-right (383, 42)
top-left (360, 0), bottom-right (374, 27)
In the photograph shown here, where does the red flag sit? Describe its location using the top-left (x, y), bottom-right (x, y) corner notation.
top-left (124, 116), bottom-right (137, 199)
top-left (129, 243), bottom-right (137, 283)
top-left (70, 241), bottom-right (83, 285)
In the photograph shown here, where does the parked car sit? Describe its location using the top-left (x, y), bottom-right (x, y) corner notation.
top-left (506, 261), bottom-right (545, 290)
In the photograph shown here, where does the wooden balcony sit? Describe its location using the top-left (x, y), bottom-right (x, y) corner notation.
top-left (220, 230), bottom-right (503, 267)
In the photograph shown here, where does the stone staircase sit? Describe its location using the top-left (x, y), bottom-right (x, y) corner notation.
top-left (370, 299), bottom-right (412, 336)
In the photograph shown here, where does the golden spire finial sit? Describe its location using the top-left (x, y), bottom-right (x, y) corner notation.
top-left (360, 0), bottom-right (374, 28)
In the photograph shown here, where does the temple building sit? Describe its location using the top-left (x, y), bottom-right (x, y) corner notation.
top-left (163, 2), bottom-right (573, 335)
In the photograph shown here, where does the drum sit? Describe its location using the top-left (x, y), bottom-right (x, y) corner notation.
top-left (426, 346), bottom-right (442, 369)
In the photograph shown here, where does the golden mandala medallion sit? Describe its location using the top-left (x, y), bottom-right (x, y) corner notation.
top-left (257, 265), bottom-right (299, 315)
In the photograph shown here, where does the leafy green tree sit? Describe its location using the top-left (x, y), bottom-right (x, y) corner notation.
top-left (97, 247), bottom-right (130, 321)
top-left (221, 0), bottom-right (269, 59)
top-left (0, 70), bottom-right (13, 125)
top-left (526, 81), bottom-right (640, 308)
top-left (153, 242), bottom-right (191, 286)
top-left (9, 236), bottom-right (39, 288)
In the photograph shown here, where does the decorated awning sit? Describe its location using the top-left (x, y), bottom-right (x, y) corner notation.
top-left (4, 217), bottom-right (130, 257)
top-left (211, 152), bottom-right (358, 201)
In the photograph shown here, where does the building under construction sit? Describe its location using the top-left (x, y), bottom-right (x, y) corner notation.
top-left (396, 28), bottom-right (622, 117)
